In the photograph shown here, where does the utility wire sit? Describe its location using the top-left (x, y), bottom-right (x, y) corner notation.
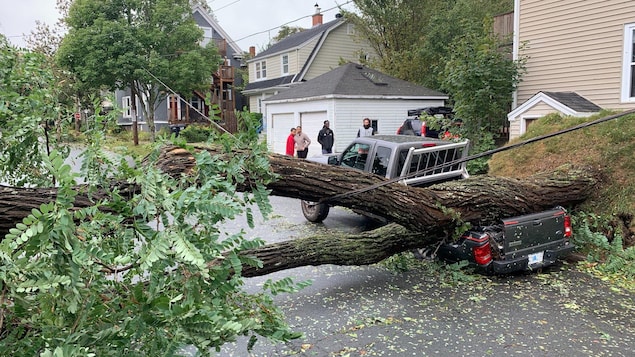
top-left (232, 0), bottom-right (353, 43)
top-left (317, 108), bottom-right (635, 205)
top-left (141, 67), bottom-right (234, 137)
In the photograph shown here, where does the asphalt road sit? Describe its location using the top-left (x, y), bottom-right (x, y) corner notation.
top-left (214, 197), bottom-right (634, 357)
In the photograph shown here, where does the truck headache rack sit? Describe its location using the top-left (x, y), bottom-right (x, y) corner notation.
top-left (399, 140), bottom-right (470, 186)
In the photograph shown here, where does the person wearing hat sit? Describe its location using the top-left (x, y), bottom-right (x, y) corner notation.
top-left (317, 120), bottom-right (334, 154)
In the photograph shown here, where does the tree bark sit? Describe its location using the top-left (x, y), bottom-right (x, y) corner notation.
top-left (155, 145), bottom-right (598, 230)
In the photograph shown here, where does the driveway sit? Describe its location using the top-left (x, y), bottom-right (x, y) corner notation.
top-left (216, 199), bottom-right (635, 356)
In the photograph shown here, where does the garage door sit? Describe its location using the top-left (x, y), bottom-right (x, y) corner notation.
top-left (300, 111), bottom-right (327, 157)
top-left (271, 113), bottom-right (295, 154)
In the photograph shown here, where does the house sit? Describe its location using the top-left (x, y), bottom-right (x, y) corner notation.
top-left (242, 4), bottom-right (377, 117)
top-left (507, 0), bottom-right (635, 140)
top-left (263, 63), bottom-right (448, 155)
top-left (116, 4), bottom-right (245, 133)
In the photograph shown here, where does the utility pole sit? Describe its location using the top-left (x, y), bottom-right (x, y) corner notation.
top-left (131, 82), bottom-right (139, 145)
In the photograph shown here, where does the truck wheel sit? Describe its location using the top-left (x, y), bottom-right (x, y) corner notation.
top-left (301, 201), bottom-right (330, 223)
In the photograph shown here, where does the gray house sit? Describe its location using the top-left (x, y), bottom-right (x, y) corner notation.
top-left (116, 4), bottom-right (245, 133)
top-left (264, 63), bottom-right (448, 155)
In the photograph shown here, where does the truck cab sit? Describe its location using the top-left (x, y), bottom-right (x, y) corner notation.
top-left (302, 135), bottom-right (470, 222)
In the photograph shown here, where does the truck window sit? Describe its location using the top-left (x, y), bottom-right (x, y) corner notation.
top-left (371, 146), bottom-right (391, 177)
top-left (340, 143), bottom-right (371, 171)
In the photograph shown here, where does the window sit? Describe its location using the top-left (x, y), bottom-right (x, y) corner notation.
top-left (255, 60), bottom-right (267, 80)
top-left (372, 146), bottom-right (392, 177)
top-left (340, 143), bottom-right (371, 171)
top-left (189, 96), bottom-right (203, 111)
top-left (622, 23), bottom-right (635, 102)
top-left (281, 54), bottom-right (289, 74)
top-left (347, 23), bottom-right (356, 35)
top-left (200, 27), bottom-right (213, 47)
top-left (122, 96), bottom-right (131, 118)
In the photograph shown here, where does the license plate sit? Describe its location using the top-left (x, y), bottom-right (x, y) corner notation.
top-left (528, 251), bottom-right (544, 265)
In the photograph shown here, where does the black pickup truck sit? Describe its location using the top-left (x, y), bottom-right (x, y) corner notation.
top-left (303, 135), bottom-right (574, 274)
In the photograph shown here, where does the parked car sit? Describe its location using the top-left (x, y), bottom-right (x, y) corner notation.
top-left (396, 106), bottom-right (457, 138)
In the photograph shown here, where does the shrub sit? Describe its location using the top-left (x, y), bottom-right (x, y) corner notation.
top-left (179, 124), bottom-right (212, 142)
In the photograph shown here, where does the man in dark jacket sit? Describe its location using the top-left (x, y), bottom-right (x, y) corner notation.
top-left (317, 120), bottom-right (334, 154)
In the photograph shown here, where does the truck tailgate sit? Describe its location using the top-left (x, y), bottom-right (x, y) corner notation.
top-left (502, 208), bottom-right (569, 260)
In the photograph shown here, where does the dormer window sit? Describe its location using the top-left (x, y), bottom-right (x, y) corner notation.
top-left (281, 54), bottom-right (289, 75)
top-left (255, 60), bottom-right (267, 80)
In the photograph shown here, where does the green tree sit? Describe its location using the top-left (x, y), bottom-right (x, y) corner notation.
top-left (347, 0), bottom-right (513, 89)
top-left (0, 38), bottom-right (305, 355)
top-left (57, 0), bottom-right (222, 141)
top-left (0, 37), bottom-right (63, 186)
top-left (441, 25), bottom-right (526, 173)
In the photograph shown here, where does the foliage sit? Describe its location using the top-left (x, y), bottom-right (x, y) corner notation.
top-left (179, 124), bottom-right (213, 143)
top-left (0, 47), bottom-right (307, 355)
top-left (0, 38), bottom-right (65, 186)
top-left (347, 0), bottom-right (520, 171)
top-left (441, 26), bottom-right (525, 146)
top-left (438, 19), bottom-right (525, 174)
top-left (571, 213), bottom-right (635, 291)
top-left (347, 0), bottom-right (513, 89)
top-left (57, 0), bottom-right (222, 140)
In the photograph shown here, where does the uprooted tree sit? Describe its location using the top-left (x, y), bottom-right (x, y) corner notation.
top-left (0, 143), bottom-right (598, 275)
top-left (0, 45), bottom-right (599, 352)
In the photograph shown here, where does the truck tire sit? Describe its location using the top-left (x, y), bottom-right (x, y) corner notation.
top-left (301, 201), bottom-right (330, 223)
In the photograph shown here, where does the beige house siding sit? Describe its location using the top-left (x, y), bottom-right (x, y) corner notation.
top-left (304, 25), bottom-right (376, 80)
top-left (247, 37), bottom-right (320, 83)
top-left (516, 0), bottom-right (635, 110)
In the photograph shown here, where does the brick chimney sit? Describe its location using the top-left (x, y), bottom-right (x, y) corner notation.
top-left (312, 3), bottom-right (323, 27)
top-left (249, 46), bottom-right (256, 57)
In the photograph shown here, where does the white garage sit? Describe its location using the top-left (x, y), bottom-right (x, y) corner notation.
top-left (270, 113), bottom-right (295, 154)
top-left (263, 63), bottom-right (448, 154)
top-left (300, 111), bottom-right (328, 155)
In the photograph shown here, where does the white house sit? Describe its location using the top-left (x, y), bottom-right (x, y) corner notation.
top-left (263, 63), bottom-right (449, 155)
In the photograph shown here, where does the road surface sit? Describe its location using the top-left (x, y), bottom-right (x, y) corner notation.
top-left (213, 196), bottom-right (635, 357)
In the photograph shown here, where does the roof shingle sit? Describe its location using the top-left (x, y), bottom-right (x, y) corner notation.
top-left (264, 63), bottom-right (447, 101)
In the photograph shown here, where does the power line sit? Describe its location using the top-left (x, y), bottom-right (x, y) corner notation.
top-left (232, 0), bottom-right (353, 43)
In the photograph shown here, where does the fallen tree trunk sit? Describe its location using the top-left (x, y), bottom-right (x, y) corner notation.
top-left (156, 145), bottom-right (598, 229)
top-left (0, 145), bottom-right (598, 277)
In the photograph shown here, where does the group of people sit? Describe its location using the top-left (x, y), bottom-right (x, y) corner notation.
top-left (285, 117), bottom-right (376, 157)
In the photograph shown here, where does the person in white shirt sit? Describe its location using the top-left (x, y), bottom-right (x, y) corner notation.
top-left (294, 126), bottom-right (311, 158)
top-left (357, 118), bottom-right (376, 137)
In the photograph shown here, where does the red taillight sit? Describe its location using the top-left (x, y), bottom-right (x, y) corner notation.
top-left (473, 242), bottom-right (492, 265)
top-left (396, 126), bottom-right (402, 134)
top-left (421, 121), bottom-right (427, 136)
top-left (564, 215), bottom-right (572, 238)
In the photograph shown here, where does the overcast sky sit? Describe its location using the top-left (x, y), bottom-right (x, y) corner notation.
top-left (0, 0), bottom-right (356, 51)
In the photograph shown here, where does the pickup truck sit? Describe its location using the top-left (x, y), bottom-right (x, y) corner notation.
top-left (302, 135), bottom-right (575, 274)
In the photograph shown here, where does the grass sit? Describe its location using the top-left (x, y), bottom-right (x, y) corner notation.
top-left (489, 110), bottom-right (635, 228)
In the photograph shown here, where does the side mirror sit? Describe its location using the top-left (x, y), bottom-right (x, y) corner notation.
top-left (327, 156), bottom-right (339, 165)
